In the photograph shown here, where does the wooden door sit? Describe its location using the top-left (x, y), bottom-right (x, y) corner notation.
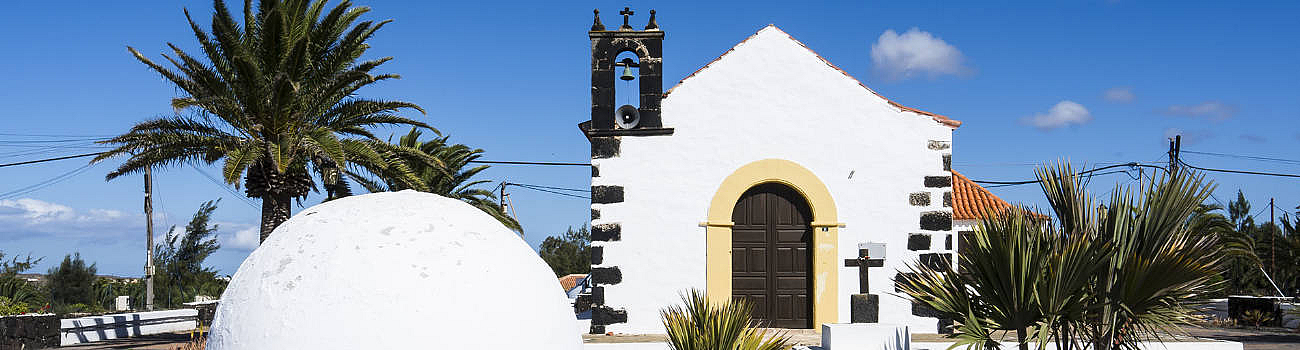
top-left (730, 183), bottom-right (813, 328)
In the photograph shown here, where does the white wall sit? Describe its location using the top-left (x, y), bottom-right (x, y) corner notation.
top-left (593, 26), bottom-right (956, 334)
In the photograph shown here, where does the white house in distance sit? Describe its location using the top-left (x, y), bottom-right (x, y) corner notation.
top-left (577, 9), bottom-right (1009, 334)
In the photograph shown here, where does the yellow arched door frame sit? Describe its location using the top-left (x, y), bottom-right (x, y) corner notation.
top-left (701, 158), bottom-right (841, 329)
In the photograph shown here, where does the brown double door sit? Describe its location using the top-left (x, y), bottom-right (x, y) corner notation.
top-left (730, 183), bottom-right (813, 328)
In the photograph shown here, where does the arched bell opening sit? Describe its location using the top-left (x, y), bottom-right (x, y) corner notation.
top-left (613, 51), bottom-right (642, 129)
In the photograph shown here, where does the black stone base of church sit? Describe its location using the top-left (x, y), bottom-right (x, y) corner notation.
top-left (850, 294), bottom-right (879, 323)
top-left (590, 306), bottom-right (628, 334)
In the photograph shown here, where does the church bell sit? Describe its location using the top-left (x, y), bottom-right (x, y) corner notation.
top-left (619, 66), bottom-right (636, 81)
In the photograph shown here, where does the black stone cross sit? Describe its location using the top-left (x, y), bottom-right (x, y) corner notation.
top-left (843, 248), bottom-right (884, 294)
top-left (845, 247), bottom-right (884, 323)
top-left (619, 7), bottom-right (634, 29)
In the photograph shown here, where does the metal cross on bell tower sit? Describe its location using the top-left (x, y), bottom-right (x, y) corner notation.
top-left (618, 7), bottom-right (634, 30)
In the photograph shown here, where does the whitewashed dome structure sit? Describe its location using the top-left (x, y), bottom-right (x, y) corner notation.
top-left (208, 190), bottom-right (581, 349)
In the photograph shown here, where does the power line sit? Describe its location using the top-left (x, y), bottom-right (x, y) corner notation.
top-left (505, 182), bottom-right (590, 200)
top-left (0, 163), bottom-right (97, 200)
top-left (188, 162), bottom-right (259, 209)
top-left (469, 160), bottom-right (591, 166)
top-left (507, 182), bottom-right (588, 193)
top-left (1178, 160), bottom-right (1300, 178)
top-left (1183, 150), bottom-right (1300, 165)
top-left (0, 138), bottom-right (110, 144)
top-left (971, 162), bottom-right (1167, 186)
top-left (0, 152), bottom-right (107, 168)
top-left (0, 132), bottom-right (114, 138)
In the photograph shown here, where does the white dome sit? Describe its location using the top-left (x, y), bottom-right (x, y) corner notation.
top-left (208, 190), bottom-right (581, 349)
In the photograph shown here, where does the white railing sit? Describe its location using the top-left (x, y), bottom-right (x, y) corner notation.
top-left (59, 309), bottom-right (198, 346)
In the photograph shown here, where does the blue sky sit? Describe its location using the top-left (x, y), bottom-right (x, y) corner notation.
top-left (1, 1), bottom-right (1297, 276)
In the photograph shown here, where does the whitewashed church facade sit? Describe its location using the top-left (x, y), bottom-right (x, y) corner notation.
top-left (580, 9), bottom-right (966, 334)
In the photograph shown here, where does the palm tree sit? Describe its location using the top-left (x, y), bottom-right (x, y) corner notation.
top-left (900, 163), bottom-right (1222, 350)
top-left (348, 128), bottom-right (521, 232)
top-left (94, 0), bottom-right (431, 243)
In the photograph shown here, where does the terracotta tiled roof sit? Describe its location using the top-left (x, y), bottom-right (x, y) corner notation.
top-left (558, 274), bottom-right (587, 291)
top-left (662, 25), bottom-right (961, 129)
top-left (952, 170), bottom-right (1031, 220)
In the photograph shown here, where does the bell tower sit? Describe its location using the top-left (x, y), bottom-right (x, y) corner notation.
top-left (579, 7), bottom-right (672, 335)
top-left (582, 7), bottom-right (672, 136)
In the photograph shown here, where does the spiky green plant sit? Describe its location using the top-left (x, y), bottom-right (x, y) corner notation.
top-left (94, 0), bottom-right (431, 243)
top-left (346, 128), bottom-right (520, 232)
top-left (661, 290), bottom-right (792, 350)
top-left (901, 163), bottom-right (1223, 350)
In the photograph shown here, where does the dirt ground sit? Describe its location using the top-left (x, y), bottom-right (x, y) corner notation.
top-left (52, 326), bottom-right (1300, 349)
top-left (1185, 326), bottom-right (1300, 350)
top-left (581, 326), bottom-right (1300, 349)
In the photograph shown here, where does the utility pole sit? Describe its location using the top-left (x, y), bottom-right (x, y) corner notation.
top-left (499, 181), bottom-right (508, 213)
top-left (1270, 198), bottom-right (1275, 278)
top-left (144, 167), bottom-right (156, 311)
top-left (1167, 135), bottom-right (1181, 175)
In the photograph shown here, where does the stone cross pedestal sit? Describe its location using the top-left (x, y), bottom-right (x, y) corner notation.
top-left (843, 246), bottom-right (883, 323)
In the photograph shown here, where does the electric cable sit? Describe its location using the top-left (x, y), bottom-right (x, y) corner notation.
top-left (505, 183), bottom-right (590, 200)
top-left (507, 182), bottom-right (588, 193)
top-left (0, 132), bottom-right (114, 138)
top-left (0, 152), bottom-right (108, 168)
top-left (467, 160), bottom-right (591, 166)
top-left (188, 162), bottom-right (259, 209)
top-left (0, 163), bottom-right (97, 200)
top-left (1183, 150), bottom-right (1300, 165)
top-left (972, 162), bottom-right (1166, 186)
top-left (1177, 159), bottom-right (1300, 178)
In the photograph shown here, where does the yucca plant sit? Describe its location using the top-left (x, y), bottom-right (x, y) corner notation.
top-left (94, 0), bottom-right (432, 243)
top-left (661, 289), bottom-right (792, 350)
top-left (901, 162), bottom-right (1223, 350)
top-left (1239, 309), bottom-right (1273, 328)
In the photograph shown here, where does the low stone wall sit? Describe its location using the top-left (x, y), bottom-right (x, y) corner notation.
top-left (1228, 296), bottom-right (1289, 327)
top-left (189, 301), bottom-right (219, 326)
top-left (0, 314), bottom-right (59, 349)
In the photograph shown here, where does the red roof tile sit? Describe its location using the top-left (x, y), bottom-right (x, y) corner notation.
top-left (558, 274), bottom-right (587, 291)
top-left (951, 171), bottom-right (1045, 220)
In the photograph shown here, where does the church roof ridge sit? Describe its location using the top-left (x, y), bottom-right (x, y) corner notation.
top-left (663, 24), bottom-right (962, 129)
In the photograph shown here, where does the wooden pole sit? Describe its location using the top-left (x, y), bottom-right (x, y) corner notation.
top-left (144, 168), bottom-right (155, 311)
top-left (1270, 198), bottom-right (1275, 278)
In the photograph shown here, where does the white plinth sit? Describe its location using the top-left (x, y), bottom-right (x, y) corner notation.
top-left (821, 323), bottom-right (909, 350)
top-left (114, 295), bottom-right (130, 311)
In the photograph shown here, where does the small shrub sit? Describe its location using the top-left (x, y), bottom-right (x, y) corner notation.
top-left (661, 289), bottom-right (791, 350)
top-left (0, 296), bottom-right (29, 316)
top-left (1240, 309), bottom-right (1274, 328)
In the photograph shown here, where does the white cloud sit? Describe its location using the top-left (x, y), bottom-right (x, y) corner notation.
top-left (221, 225), bottom-right (260, 251)
top-left (1163, 101), bottom-right (1235, 120)
top-left (1023, 101), bottom-right (1093, 130)
top-left (870, 28), bottom-right (971, 80)
top-left (1103, 87), bottom-right (1135, 103)
top-left (0, 198), bottom-right (143, 241)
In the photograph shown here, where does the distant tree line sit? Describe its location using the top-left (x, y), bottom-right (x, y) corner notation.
top-left (1213, 190), bottom-right (1300, 297)
top-left (539, 226), bottom-right (591, 277)
top-left (0, 200), bottom-right (231, 315)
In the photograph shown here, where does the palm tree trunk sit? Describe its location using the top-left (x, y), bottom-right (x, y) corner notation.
top-left (259, 193), bottom-right (292, 243)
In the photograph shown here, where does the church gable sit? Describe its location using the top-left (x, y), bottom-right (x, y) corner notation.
top-left (584, 14), bottom-right (958, 334)
top-left (663, 25), bottom-right (960, 129)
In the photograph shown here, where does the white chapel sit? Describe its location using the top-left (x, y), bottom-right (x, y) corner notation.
top-left (577, 9), bottom-right (1009, 335)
